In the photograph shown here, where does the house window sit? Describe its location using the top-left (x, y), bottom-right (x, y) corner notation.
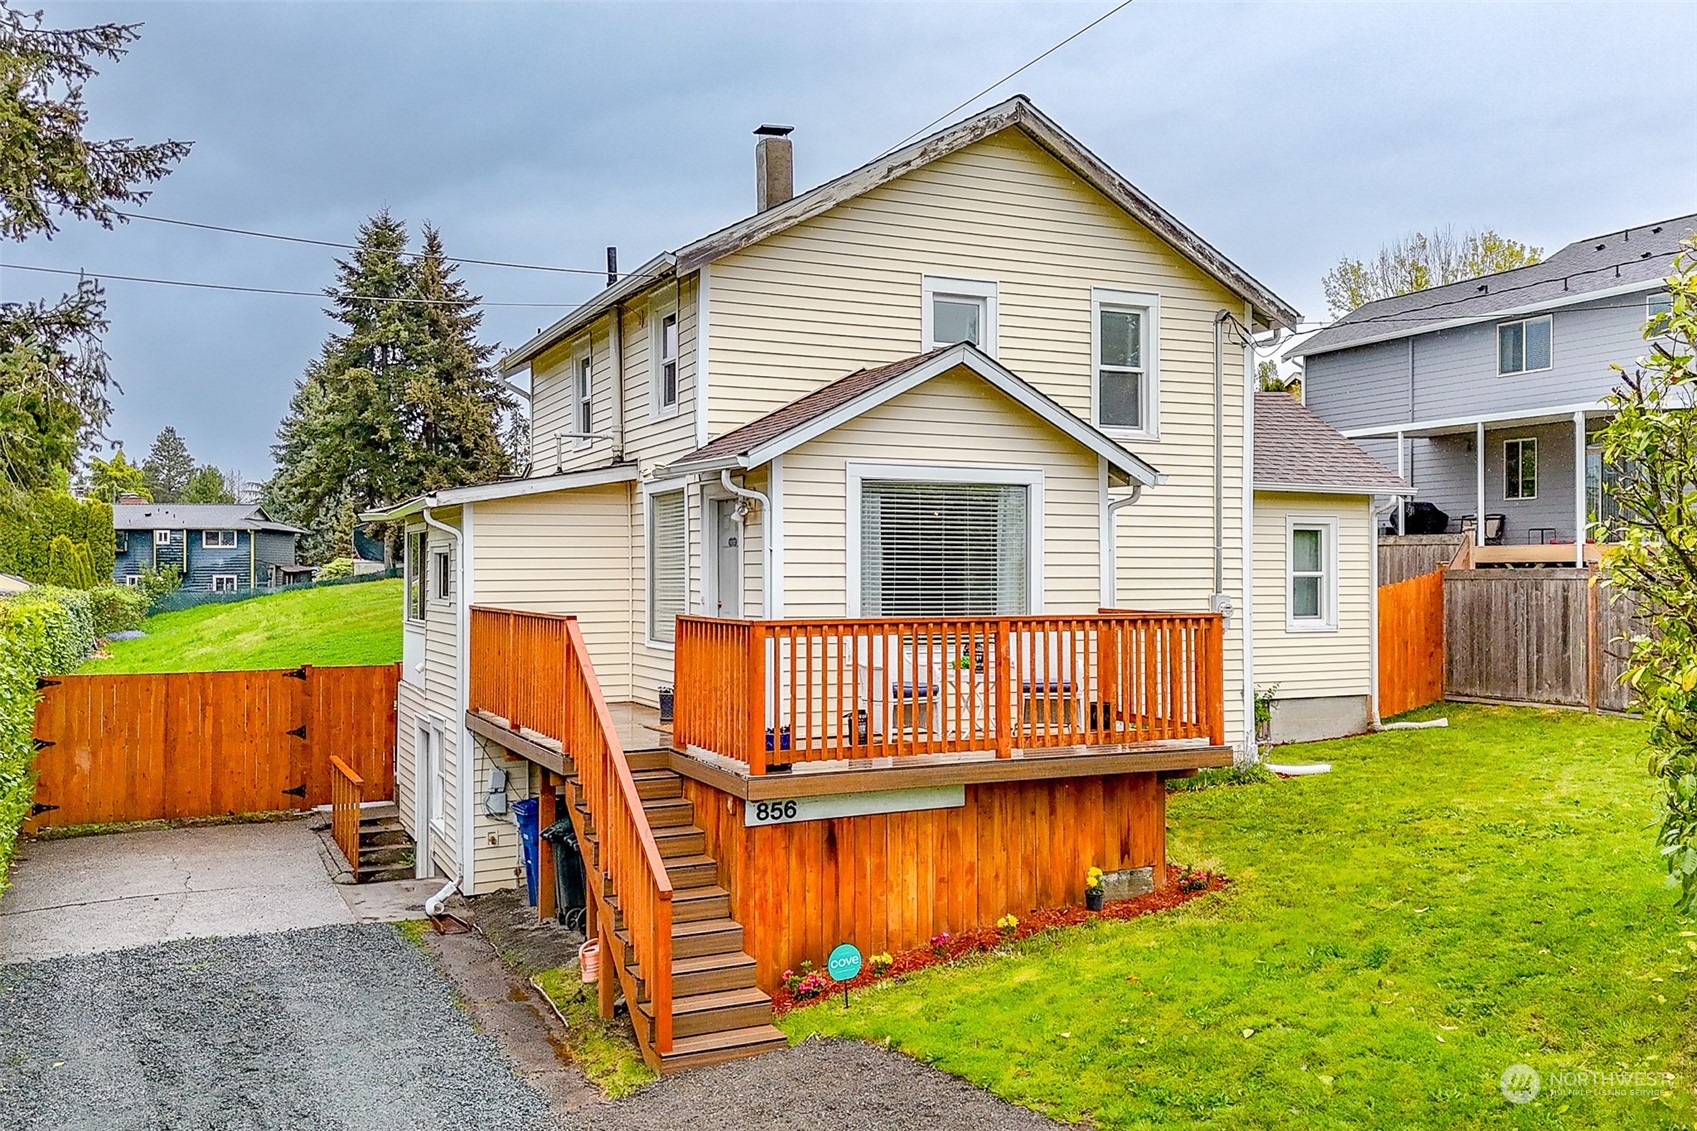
top-left (418, 720), bottom-right (446, 834)
top-left (1287, 520), bottom-right (1336, 631)
top-left (575, 351), bottom-right (593, 441)
top-left (405, 529), bottom-right (427, 623)
top-left (859, 479), bottom-right (1031, 616)
top-left (115, 531), bottom-right (128, 554)
top-left (647, 489), bottom-right (686, 644)
top-left (921, 276), bottom-right (998, 356)
top-left (654, 310), bottom-right (679, 414)
top-left (1503, 437), bottom-right (1538, 500)
top-left (1497, 314), bottom-right (1552, 375)
top-left (433, 550), bottom-right (450, 602)
top-left (202, 530), bottom-right (237, 549)
top-left (123, 574), bottom-right (141, 587)
top-left (212, 574), bottom-right (239, 593)
top-left (154, 529), bottom-right (171, 546)
top-left (1649, 293), bottom-right (1674, 324)
top-left (1093, 289), bottom-right (1159, 436)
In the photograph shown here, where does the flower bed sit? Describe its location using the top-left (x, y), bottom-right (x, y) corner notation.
top-left (771, 865), bottom-right (1228, 1016)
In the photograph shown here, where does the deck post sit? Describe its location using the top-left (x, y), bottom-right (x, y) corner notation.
top-left (1474, 421), bottom-right (1486, 547)
top-left (747, 622), bottom-right (768, 774)
top-left (994, 620), bottom-right (1013, 758)
top-left (596, 918), bottom-right (615, 1020)
top-left (537, 770), bottom-right (557, 923)
top-left (1573, 410), bottom-right (1587, 567)
top-left (1206, 616), bottom-right (1226, 747)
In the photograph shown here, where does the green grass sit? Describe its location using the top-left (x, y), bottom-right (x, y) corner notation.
top-left (532, 967), bottom-right (658, 1097)
top-left (784, 705), bottom-right (1696, 1129)
top-left (80, 579), bottom-right (402, 673)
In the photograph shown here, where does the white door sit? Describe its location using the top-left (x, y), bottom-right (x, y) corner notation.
top-left (712, 499), bottom-right (743, 618)
top-left (414, 719), bottom-right (435, 880)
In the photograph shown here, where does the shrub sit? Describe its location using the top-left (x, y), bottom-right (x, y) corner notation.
top-left (314, 556), bottom-right (353, 582)
top-left (0, 489), bottom-right (114, 585)
top-left (45, 534), bottom-right (96, 589)
top-left (85, 585), bottom-right (146, 636)
top-left (0, 588), bottom-right (100, 894)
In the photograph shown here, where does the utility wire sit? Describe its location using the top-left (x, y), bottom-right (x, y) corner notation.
top-left (1, 262), bottom-right (588, 308)
top-left (882, 0), bottom-right (1136, 156)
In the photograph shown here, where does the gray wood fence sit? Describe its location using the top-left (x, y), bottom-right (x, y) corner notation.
top-left (1443, 569), bottom-right (1640, 712)
top-left (1380, 535), bottom-right (1469, 585)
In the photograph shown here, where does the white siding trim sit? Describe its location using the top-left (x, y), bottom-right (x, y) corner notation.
top-left (641, 475), bottom-right (692, 651)
top-left (1241, 306), bottom-right (1258, 757)
top-left (1285, 514), bottom-right (1338, 633)
top-left (459, 503), bottom-right (476, 890)
top-left (696, 264), bottom-right (711, 449)
top-left (769, 454), bottom-right (785, 617)
top-left (844, 459), bottom-right (1044, 617)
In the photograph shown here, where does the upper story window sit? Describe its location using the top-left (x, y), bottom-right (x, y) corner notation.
top-left (575, 351), bottom-right (593, 443)
top-left (154, 529), bottom-right (171, 546)
top-left (1287, 519), bottom-right (1336, 632)
top-left (1093, 288), bottom-right (1160, 438)
top-left (202, 530), bottom-right (237, 549)
top-left (1497, 314), bottom-right (1552, 375)
top-left (115, 531), bottom-right (128, 554)
top-left (647, 489), bottom-right (686, 644)
top-left (405, 529), bottom-right (427, 623)
top-left (922, 275), bottom-right (998, 357)
top-left (1504, 437), bottom-right (1538, 500)
top-left (653, 309), bottom-right (679, 416)
top-left (432, 550), bottom-right (451, 602)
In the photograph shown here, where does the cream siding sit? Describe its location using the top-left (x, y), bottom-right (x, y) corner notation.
top-left (1251, 491), bottom-right (1374, 700)
top-left (420, 512), bottom-right (463, 881)
top-left (708, 130), bottom-right (1249, 747)
top-left (780, 367), bottom-right (1101, 616)
top-left (470, 735), bottom-right (528, 895)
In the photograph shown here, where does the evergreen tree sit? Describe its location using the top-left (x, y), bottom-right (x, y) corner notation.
top-left (141, 426), bottom-right (194, 502)
top-left (181, 464), bottom-right (234, 504)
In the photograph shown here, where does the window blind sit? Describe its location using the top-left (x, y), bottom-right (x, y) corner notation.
top-left (649, 490), bottom-right (687, 641)
top-left (860, 481), bottom-right (1028, 617)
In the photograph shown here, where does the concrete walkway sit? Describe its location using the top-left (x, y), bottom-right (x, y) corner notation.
top-left (0, 818), bottom-right (433, 964)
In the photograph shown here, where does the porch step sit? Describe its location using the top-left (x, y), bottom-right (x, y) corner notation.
top-left (673, 884), bottom-right (732, 923)
top-left (619, 916), bottom-right (743, 960)
top-left (663, 853), bottom-right (719, 888)
top-left (358, 818), bottom-right (411, 848)
top-left (633, 769), bottom-right (683, 801)
top-left (641, 797), bottom-right (695, 828)
top-left (638, 986), bottom-right (773, 1040)
top-left (625, 750), bottom-right (670, 771)
top-left (666, 950), bottom-right (758, 997)
top-left (359, 841), bottom-right (412, 868)
top-left (362, 864), bottom-right (415, 883)
top-left (652, 824), bottom-right (706, 858)
top-left (655, 1025), bottom-right (789, 1072)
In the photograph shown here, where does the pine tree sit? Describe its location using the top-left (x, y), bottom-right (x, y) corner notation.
top-left (141, 425), bottom-right (195, 502)
top-left (86, 448), bottom-right (147, 502)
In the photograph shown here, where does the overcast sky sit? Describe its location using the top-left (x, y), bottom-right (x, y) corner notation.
top-left (7, 0), bottom-right (1694, 479)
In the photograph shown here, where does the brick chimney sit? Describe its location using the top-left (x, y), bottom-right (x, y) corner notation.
top-left (754, 125), bottom-right (794, 211)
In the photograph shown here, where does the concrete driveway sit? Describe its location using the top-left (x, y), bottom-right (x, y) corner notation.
top-left (0, 818), bottom-right (430, 963)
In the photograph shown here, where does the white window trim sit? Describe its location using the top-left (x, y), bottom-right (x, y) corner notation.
top-left (202, 529), bottom-right (238, 549)
top-left (432, 549), bottom-right (451, 603)
top-left (572, 345), bottom-right (594, 450)
top-left (845, 460), bottom-right (1044, 617)
top-left (123, 574), bottom-right (141, 587)
top-left (642, 479), bottom-right (690, 650)
top-left (650, 298), bottom-right (681, 420)
top-left (1503, 436), bottom-right (1539, 501)
top-left (420, 718), bottom-right (447, 838)
top-left (1285, 516), bottom-right (1338, 634)
top-left (115, 531), bottom-right (128, 554)
top-left (404, 528), bottom-right (427, 625)
top-left (1090, 287), bottom-right (1161, 442)
top-left (154, 529), bottom-right (171, 546)
top-left (921, 274), bottom-right (998, 358)
top-left (211, 574), bottom-right (239, 593)
top-left (1496, 314), bottom-right (1553, 376)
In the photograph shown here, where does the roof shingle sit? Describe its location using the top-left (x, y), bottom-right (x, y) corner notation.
top-left (1254, 393), bottom-right (1408, 494)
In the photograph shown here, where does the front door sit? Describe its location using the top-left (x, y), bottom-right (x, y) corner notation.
top-left (712, 498), bottom-right (743, 618)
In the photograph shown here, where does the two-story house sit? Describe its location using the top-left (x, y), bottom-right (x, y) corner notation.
top-left (1297, 213), bottom-right (1697, 561)
top-left (361, 98), bottom-right (1405, 1070)
top-left (113, 502), bottom-right (304, 591)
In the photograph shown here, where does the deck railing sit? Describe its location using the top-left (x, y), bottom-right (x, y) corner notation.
top-left (674, 610), bottom-right (1225, 772)
top-left (329, 755), bottom-right (364, 881)
top-left (469, 607), bottom-right (675, 1054)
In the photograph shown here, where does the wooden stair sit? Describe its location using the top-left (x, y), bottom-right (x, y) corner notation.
top-left (348, 802), bottom-right (413, 883)
top-left (565, 754), bottom-right (784, 1071)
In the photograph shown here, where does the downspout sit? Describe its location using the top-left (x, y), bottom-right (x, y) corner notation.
top-left (721, 470), bottom-right (772, 618)
top-left (1101, 485), bottom-right (1144, 608)
top-left (421, 501), bottom-right (473, 888)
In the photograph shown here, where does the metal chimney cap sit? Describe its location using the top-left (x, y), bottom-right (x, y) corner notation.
top-left (754, 124), bottom-right (794, 137)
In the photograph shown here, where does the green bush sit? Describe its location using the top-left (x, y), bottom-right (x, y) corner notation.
top-left (45, 534), bottom-right (97, 589)
top-left (0, 587), bottom-right (99, 894)
top-left (0, 489), bottom-right (114, 585)
top-left (85, 585), bottom-right (146, 636)
top-left (314, 556), bottom-right (353, 582)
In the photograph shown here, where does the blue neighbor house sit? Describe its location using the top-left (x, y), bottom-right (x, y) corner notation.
top-left (112, 502), bottom-right (306, 592)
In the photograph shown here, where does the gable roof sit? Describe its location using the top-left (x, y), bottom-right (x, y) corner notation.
top-left (1254, 393), bottom-right (1410, 496)
top-left (1296, 211), bottom-right (1697, 358)
top-left (502, 96), bottom-right (1299, 375)
top-left (113, 503), bottom-right (304, 534)
top-left (663, 343), bottom-right (1162, 487)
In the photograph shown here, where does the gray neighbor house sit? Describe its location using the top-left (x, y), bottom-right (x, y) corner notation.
top-left (1297, 211), bottom-right (1696, 562)
top-left (113, 502), bottom-right (306, 592)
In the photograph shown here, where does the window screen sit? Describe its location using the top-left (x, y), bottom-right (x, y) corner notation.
top-left (860, 481), bottom-right (1029, 617)
top-left (649, 490), bottom-right (686, 641)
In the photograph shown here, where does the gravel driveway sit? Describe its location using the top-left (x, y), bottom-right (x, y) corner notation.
top-left (0, 923), bottom-right (555, 1131)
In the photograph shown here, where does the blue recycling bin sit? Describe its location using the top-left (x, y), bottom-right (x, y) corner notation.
top-left (513, 796), bottom-right (540, 906)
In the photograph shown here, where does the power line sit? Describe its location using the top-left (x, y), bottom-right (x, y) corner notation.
top-left (1, 262), bottom-right (588, 308)
top-left (882, 0), bottom-right (1137, 156)
top-left (114, 212), bottom-right (621, 278)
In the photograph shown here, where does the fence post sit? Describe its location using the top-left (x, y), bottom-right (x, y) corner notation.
top-left (1586, 573), bottom-right (1600, 713)
top-left (994, 620), bottom-right (1013, 758)
top-left (1206, 617), bottom-right (1225, 747)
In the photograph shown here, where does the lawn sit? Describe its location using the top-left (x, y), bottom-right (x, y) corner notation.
top-left (81, 578), bottom-right (403, 673)
top-left (783, 705), bottom-right (1696, 1129)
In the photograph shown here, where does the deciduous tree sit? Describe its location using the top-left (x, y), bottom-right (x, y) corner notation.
top-left (85, 448), bottom-right (146, 502)
top-left (181, 464), bottom-right (235, 504)
top-left (1321, 226), bottom-right (1542, 317)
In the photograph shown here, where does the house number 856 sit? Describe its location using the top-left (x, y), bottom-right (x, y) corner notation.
top-left (754, 800), bottom-right (799, 822)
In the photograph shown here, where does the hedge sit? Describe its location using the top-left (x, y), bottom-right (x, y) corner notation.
top-left (0, 489), bottom-right (115, 586)
top-left (0, 587), bottom-right (102, 896)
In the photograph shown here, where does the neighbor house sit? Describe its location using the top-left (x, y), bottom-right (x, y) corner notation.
top-left (112, 502), bottom-right (304, 591)
top-left (1297, 212), bottom-right (1697, 562)
top-left (363, 98), bottom-right (1404, 1070)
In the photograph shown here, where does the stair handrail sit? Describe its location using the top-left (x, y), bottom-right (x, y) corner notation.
top-left (328, 755), bottom-right (364, 882)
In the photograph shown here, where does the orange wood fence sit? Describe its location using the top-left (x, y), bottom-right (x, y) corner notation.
top-left (329, 756), bottom-right (364, 880)
top-left (1378, 569), bottom-right (1445, 717)
top-left (674, 611), bottom-right (1225, 772)
top-left (470, 607), bottom-right (675, 1056)
top-left (27, 663), bottom-right (399, 832)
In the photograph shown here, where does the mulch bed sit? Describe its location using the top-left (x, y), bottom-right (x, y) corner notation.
top-left (771, 865), bottom-right (1229, 1016)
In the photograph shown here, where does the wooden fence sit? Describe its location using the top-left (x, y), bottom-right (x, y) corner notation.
top-left (1444, 570), bottom-right (1639, 712)
top-left (1378, 569), bottom-right (1445, 717)
top-left (27, 663), bottom-right (399, 832)
top-left (1379, 535), bottom-right (1469, 585)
